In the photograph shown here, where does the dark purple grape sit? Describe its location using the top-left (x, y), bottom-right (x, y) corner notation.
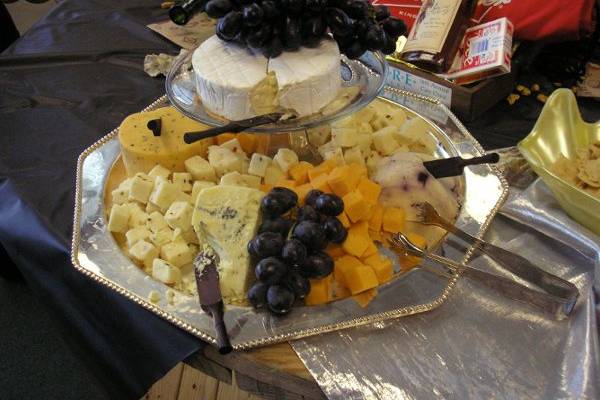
top-left (256, 257), bottom-right (288, 284)
top-left (381, 32), bottom-right (397, 55)
top-left (302, 16), bottom-right (326, 39)
top-left (262, 35), bottom-right (284, 58)
top-left (346, 0), bottom-right (368, 18)
top-left (292, 220), bottom-right (327, 249)
top-left (315, 193), bottom-right (344, 216)
top-left (323, 217), bottom-right (347, 244)
top-left (248, 232), bottom-right (285, 258)
top-left (302, 34), bottom-right (322, 48)
top-left (333, 33), bottom-right (355, 49)
top-left (267, 285), bottom-right (296, 315)
top-left (205, 0), bottom-right (234, 18)
top-left (364, 24), bottom-right (385, 51)
top-left (238, 0), bottom-right (253, 4)
top-left (325, 8), bottom-right (353, 36)
top-left (261, 191), bottom-right (296, 216)
top-left (297, 205), bottom-right (320, 222)
top-left (271, 187), bottom-right (298, 207)
top-left (247, 282), bottom-right (269, 308)
top-left (260, 0), bottom-right (280, 19)
top-left (258, 217), bottom-right (292, 236)
top-left (305, 0), bottom-right (327, 12)
top-left (284, 273), bottom-right (311, 299)
top-left (353, 18), bottom-right (371, 37)
top-left (304, 189), bottom-right (323, 207)
top-left (281, 239), bottom-right (308, 265)
top-left (281, 0), bottom-right (305, 14)
top-left (343, 40), bottom-right (366, 59)
top-left (283, 17), bottom-right (302, 51)
top-left (382, 17), bottom-right (407, 37)
top-left (246, 24), bottom-right (273, 47)
top-left (216, 11), bottom-right (243, 40)
top-left (374, 5), bottom-right (390, 21)
top-left (300, 251), bottom-right (334, 278)
top-left (242, 3), bottom-right (264, 27)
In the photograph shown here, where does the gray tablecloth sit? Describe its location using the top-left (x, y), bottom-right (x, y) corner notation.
top-left (292, 178), bottom-right (600, 399)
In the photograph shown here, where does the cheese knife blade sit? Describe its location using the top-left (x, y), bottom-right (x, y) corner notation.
top-left (184, 112), bottom-right (284, 144)
top-left (423, 153), bottom-right (500, 178)
top-left (193, 251), bottom-right (232, 354)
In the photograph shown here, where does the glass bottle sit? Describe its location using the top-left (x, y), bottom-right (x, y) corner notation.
top-left (401, 0), bottom-right (476, 73)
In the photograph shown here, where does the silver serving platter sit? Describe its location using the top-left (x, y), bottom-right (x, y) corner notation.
top-left (72, 87), bottom-right (508, 350)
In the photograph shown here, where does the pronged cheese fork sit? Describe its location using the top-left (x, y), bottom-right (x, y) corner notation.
top-left (407, 203), bottom-right (579, 317)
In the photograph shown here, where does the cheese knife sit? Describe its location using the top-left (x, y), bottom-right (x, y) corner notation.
top-left (193, 251), bottom-right (233, 354)
top-left (183, 112), bottom-right (284, 144)
top-left (423, 153), bottom-right (500, 178)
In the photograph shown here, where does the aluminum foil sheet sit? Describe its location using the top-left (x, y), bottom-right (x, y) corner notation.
top-left (292, 178), bottom-right (600, 399)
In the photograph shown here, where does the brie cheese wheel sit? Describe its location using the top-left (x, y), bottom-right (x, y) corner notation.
top-left (191, 185), bottom-right (264, 303)
top-left (192, 36), bottom-right (342, 120)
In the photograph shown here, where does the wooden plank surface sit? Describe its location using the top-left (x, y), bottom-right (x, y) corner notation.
top-left (144, 363), bottom-right (183, 400)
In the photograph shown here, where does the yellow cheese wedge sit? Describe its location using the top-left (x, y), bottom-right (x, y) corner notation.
top-left (118, 106), bottom-right (213, 176)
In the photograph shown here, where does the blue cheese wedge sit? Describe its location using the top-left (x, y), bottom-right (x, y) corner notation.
top-left (191, 185), bottom-right (264, 303)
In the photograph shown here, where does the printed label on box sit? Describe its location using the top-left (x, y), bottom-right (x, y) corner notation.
top-left (385, 66), bottom-right (453, 107)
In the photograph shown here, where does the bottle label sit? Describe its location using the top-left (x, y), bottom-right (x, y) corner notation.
top-left (402, 0), bottom-right (462, 54)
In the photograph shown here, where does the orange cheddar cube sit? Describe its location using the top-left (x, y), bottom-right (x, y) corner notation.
top-left (305, 278), bottom-right (331, 305)
top-left (275, 179), bottom-right (296, 191)
top-left (369, 230), bottom-right (382, 242)
top-left (254, 135), bottom-right (270, 154)
top-left (398, 232), bottom-right (427, 271)
top-left (326, 245), bottom-right (346, 259)
top-left (345, 266), bottom-right (379, 295)
top-left (357, 178), bottom-right (381, 205)
top-left (260, 183), bottom-right (274, 193)
top-left (216, 133), bottom-right (236, 145)
top-left (352, 220), bottom-right (369, 237)
top-left (310, 173), bottom-right (332, 193)
top-left (327, 165), bottom-right (360, 197)
top-left (337, 212), bottom-right (351, 228)
top-left (342, 226), bottom-right (370, 257)
top-left (294, 183), bottom-right (313, 204)
top-left (288, 161), bottom-right (313, 185)
top-left (352, 288), bottom-right (377, 307)
top-left (382, 207), bottom-right (406, 233)
top-left (308, 159), bottom-right (337, 181)
top-left (334, 284), bottom-right (351, 300)
top-left (364, 255), bottom-right (393, 283)
top-left (361, 241), bottom-right (378, 258)
top-left (343, 191), bottom-right (371, 222)
top-left (369, 204), bottom-right (384, 232)
top-left (334, 255), bottom-right (363, 286)
top-left (237, 133), bottom-right (257, 154)
top-left (347, 162), bottom-right (368, 178)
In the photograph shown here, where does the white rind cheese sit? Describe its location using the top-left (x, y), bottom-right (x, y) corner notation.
top-left (191, 186), bottom-right (264, 303)
top-left (192, 35), bottom-right (342, 120)
top-left (268, 38), bottom-right (341, 117)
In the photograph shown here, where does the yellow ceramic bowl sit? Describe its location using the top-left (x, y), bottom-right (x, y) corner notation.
top-left (518, 89), bottom-right (600, 235)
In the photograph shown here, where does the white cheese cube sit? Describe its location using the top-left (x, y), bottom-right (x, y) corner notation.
top-left (383, 109), bottom-right (407, 128)
top-left (191, 181), bottom-right (216, 205)
top-left (356, 133), bottom-right (373, 156)
top-left (370, 116), bottom-right (390, 131)
top-left (111, 178), bottom-right (132, 205)
top-left (366, 151), bottom-right (383, 175)
top-left (323, 147), bottom-right (345, 164)
top-left (149, 177), bottom-right (180, 212)
top-left (172, 228), bottom-right (199, 245)
top-left (208, 146), bottom-right (243, 177)
top-left (240, 157), bottom-right (250, 174)
top-left (172, 172), bottom-right (193, 193)
top-left (149, 227), bottom-right (173, 249)
top-left (317, 141), bottom-right (336, 158)
top-left (358, 122), bottom-right (373, 135)
top-left (355, 104), bottom-right (376, 122)
top-left (145, 202), bottom-right (160, 214)
top-left (152, 258), bottom-right (181, 285)
top-left (107, 204), bottom-right (130, 233)
top-left (263, 164), bottom-right (286, 185)
top-left (220, 138), bottom-right (247, 157)
top-left (273, 148), bottom-right (299, 173)
top-left (125, 227), bottom-right (151, 248)
top-left (160, 241), bottom-right (193, 267)
top-left (164, 201), bottom-right (193, 231)
top-left (129, 239), bottom-right (158, 269)
top-left (373, 126), bottom-right (400, 156)
top-left (248, 153), bottom-right (271, 177)
top-left (330, 115), bottom-right (357, 129)
top-left (331, 127), bottom-right (359, 147)
top-left (343, 147), bottom-right (365, 166)
top-left (148, 164), bottom-right (171, 180)
top-left (184, 156), bottom-right (217, 182)
top-left (306, 125), bottom-right (331, 146)
top-left (176, 191), bottom-right (192, 204)
top-left (146, 211), bottom-right (168, 233)
top-left (129, 173), bottom-right (154, 204)
top-left (220, 171), bottom-right (261, 189)
top-left (127, 205), bottom-right (148, 229)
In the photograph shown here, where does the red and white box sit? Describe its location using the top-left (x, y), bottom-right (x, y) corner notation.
top-left (442, 18), bottom-right (514, 85)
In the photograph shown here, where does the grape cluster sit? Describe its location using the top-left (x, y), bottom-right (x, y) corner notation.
top-left (204, 0), bottom-right (407, 59)
top-left (246, 187), bottom-right (348, 315)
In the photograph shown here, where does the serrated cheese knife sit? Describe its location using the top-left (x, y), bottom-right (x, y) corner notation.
top-left (193, 251), bottom-right (232, 354)
top-left (183, 112), bottom-right (284, 144)
top-left (423, 153), bottom-right (500, 178)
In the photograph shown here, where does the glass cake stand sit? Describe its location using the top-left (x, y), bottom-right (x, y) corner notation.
top-left (165, 49), bottom-right (388, 133)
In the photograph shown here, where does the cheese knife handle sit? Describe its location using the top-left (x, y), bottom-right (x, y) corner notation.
top-left (207, 301), bottom-right (233, 354)
top-left (184, 125), bottom-right (239, 144)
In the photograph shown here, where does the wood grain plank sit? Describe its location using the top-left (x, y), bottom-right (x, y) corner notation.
top-left (184, 352), bottom-right (232, 384)
top-left (144, 363), bottom-right (184, 400)
top-left (178, 364), bottom-right (219, 400)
